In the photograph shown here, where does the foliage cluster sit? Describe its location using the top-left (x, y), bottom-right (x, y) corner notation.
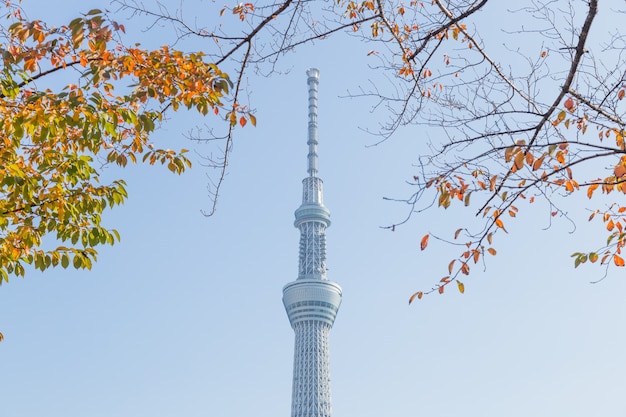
top-left (0, 2), bottom-right (246, 283)
top-left (3, 0), bottom-right (624, 302)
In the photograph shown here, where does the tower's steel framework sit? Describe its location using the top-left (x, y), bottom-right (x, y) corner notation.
top-left (283, 68), bottom-right (342, 417)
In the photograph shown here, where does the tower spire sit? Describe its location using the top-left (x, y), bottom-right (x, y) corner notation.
top-left (307, 68), bottom-right (319, 177)
top-left (295, 69), bottom-right (330, 279)
top-left (283, 69), bottom-right (342, 417)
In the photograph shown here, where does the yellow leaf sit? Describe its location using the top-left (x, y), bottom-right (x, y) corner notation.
top-left (457, 280), bottom-right (465, 294)
top-left (438, 190), bottom-right (451, 208)
top-left (464, 192), bottom-right (471, 206)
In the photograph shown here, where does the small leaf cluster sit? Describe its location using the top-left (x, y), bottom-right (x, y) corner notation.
top-left (409, 84), bottom-right (626, 301)
top-left (340, 1), bottom-right (472, 97)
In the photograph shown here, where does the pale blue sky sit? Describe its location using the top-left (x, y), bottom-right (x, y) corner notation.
top-left (1, 1), bottom-right (625, 417)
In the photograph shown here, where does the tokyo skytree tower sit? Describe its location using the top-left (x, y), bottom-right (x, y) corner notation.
top-left (282, 68), bottom-right (342, 417)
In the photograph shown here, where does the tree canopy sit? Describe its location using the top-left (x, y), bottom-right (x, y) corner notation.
top-left (1, 0), bottom-right (623, 298)
top-left (0, 2), bottom-right (258, 285)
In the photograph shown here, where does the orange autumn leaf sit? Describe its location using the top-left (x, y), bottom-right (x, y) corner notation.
top-left (514, 151), bottom-right (524, 171)
top-left (587, 183), bottom-right (599, 199)
top-left (607, 219), bottom-right (615, 231)
top-left (532, 155), bottom-right (544, 171)
top-left (408, 291), bottom-right (423, 304)
top-left (420, 234), bottom-right (429, 250)
top-left (489, 175), bottom-right (497, 191)
top-left (525, 151), bottom-right (534, 165)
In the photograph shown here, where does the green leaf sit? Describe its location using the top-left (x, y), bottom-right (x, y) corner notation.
top-left (73, 254), bottom-right (82, 269)
top-left (61, 254), bottom-right (69, 269)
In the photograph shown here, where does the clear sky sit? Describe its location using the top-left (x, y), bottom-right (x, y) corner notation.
top-left (1, 1), bottom-right (625, 417)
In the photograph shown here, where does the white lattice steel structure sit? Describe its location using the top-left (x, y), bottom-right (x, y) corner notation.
top-left (283, 68), bottom-right (342, 417)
